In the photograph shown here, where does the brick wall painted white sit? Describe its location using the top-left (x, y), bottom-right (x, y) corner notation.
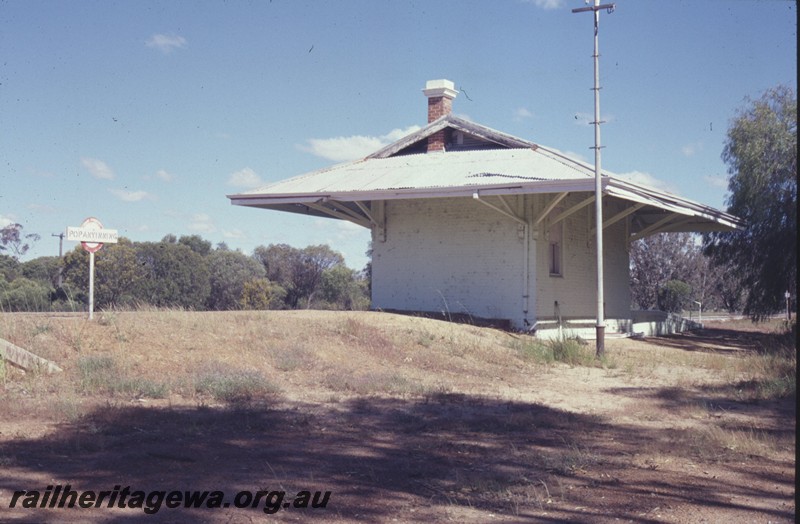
top-left (371, 194), bottom-right (631, 329)
top-left (371, 197), bottom-right (528, 325)
top-left (534, 194), bottom-right (630, 322)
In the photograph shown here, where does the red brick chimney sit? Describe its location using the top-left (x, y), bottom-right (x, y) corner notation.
top-left (423, 79), bottom-right (458, 152)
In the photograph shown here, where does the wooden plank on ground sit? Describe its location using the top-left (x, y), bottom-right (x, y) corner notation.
top-left (0, 338), bottom-right (62, 373)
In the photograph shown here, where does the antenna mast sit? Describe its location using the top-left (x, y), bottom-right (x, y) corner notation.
top-left (572, 0), bottom-right (615, 358)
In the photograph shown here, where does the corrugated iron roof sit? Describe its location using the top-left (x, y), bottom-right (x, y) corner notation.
top-left (233, 146), bottom-right (594, 197)
top-left (227, 116), bottom-right (742, 234)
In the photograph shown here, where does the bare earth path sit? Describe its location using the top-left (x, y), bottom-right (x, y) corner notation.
top-left (0, 311), bottom-right (795, 522)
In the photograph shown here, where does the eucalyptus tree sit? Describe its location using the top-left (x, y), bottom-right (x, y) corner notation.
top-left (704, 86), bottom-right (797, 319)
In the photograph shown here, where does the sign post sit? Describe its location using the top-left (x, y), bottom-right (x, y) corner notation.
top-left (89, 250), bottom-right (95, 320)
top-left (66, 217), bottom-right (118, 320)
top-left (785, 290), bottom-right (791, 321)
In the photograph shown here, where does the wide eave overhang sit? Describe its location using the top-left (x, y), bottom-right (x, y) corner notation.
top-left (228, 133), bottom-right (741, 237)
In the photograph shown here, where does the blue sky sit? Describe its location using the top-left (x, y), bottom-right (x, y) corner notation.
top-left (1, 0), bottom-right (796, 270)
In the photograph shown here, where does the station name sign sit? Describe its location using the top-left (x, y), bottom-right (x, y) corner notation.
top-left (65, 217), bottom-right (119, 320)
top-left (66, 227), bottom-right (119, 243)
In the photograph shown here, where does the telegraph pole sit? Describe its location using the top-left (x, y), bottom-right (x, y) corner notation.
top-left (52, 232), bottom-right (64, 287)
top-left (52, 232), bottom-right (64, 257)
top-left (572, 0), bottom-right (615, 358)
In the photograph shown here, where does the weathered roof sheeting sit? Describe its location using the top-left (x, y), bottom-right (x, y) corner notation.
top-left (228, 115), bottom-right (742, 236)
top-left (233, 147), bottom-right (593, 198)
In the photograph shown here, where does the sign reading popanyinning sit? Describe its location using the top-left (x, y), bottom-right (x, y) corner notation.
top-left (66, 217), bottom-right (118, 253)
top-left (65, 217), bottom-right (119, 320)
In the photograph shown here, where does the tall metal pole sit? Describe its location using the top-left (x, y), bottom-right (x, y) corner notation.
top-left (573, 1), bottom-right (615, 358)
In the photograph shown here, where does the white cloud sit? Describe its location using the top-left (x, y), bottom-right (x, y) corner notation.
top-left (681, 141), bottom-right (703, 157)
top-left (313, 218), bottom-right (365, 241)
top-left (617, 170), bottom-right (678, 195)
top-left (0, 214), bottom-right (14, 228)
top-left (514, 107), bottom-right (534, 121)
top-left (300, 125), bottom-right (421, 162)
top-left (522, 0), bottom-right (565, 10)
top-left (383, 126), bottom-right (422, 142)
top-left (155, 169), bottom-right (174, 182)
top-left (189, 213), bottom-right (216, 233)
top-left (222, 228), bottom-right (246, 240)
top-left (704, 174), bottom-right (728, 189)
top-left (145, 34), bottom-right (187, 54)
top-left (81, 157), bottom-right (115, 180)
top-left (227, 167), bottom-right (264, 189)
top-left (109, 189), bottom-right (153, 202)
top-left (333, 219), bottom-right (365, 240)
top-left (27, 203), bottom-right (58, 213)
top-left (563, 150), bottom-right (590, 164)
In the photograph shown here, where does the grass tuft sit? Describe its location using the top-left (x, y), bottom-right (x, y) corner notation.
top-left (547, 337), bottom-right (594, 366)
top-left (194, 368), bottom-right (280, 403)
top-left (76, 355), bottom-right (169, 398)
top-left (509, 335), bottom-right (607, 367)
top-left (76, 355), bottom-right (117, 394)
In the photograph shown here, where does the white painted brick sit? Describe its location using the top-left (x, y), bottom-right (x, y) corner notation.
top-left (371, 194), bottom-right (631, 330)
top-left (534, 195), bottom-right (630, 324)
top-left (372, 197), bottom-right (526, 323)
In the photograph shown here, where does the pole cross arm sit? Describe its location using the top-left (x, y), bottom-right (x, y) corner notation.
top-left (572, 3), bottom-right (615, 14)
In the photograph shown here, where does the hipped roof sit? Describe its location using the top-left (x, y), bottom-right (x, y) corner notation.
top-left (228, 114), bottom-right (742, 236)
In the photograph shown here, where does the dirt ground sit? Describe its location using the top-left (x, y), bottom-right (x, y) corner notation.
top-left (0, 311), bottom-right (795, 523)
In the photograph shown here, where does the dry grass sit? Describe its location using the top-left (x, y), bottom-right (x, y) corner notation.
top-left (0, 310), bottom-right (795, 522)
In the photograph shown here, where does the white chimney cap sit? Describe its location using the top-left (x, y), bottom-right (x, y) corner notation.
top-left (423, 79), bottom-right (458, 100)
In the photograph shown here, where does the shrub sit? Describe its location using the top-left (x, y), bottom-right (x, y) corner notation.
top-left (0, 277), bottom-right (53, 312)
top-left (194, 369), bottom-right (278, 402)
top-left (239, 278), bottom-right (286, 310)
top-left (658, 280), bottom-right (692, 313)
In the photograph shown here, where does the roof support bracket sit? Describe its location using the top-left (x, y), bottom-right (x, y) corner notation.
top-left (367, 200), bottom-right (386, 242)
top-left (354, 201), bottom-right (378, 226)
top-left (496, 195), bottom-right (516, 216)
top-left (473, 191), bottom-right (527, 226)
top-left (326, 199), bottom-right (373, 224)
top-left (591, 202), bottom-right (646, 235)
top-left (629, 212), bottom-right (693, 241)
top-left (550, 194), bottom-right (596, 226)
top-left (306, 202), bottom-right (371, 229)
top-left (533, 192), bottom-right (569, 226)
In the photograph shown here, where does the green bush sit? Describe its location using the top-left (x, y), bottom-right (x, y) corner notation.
top-left (0, 277), bottom-right (53, 312)
top-left (239, 278), bottom-right (286, 310)
top-left (658, 280), bottom-right (692, 313)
